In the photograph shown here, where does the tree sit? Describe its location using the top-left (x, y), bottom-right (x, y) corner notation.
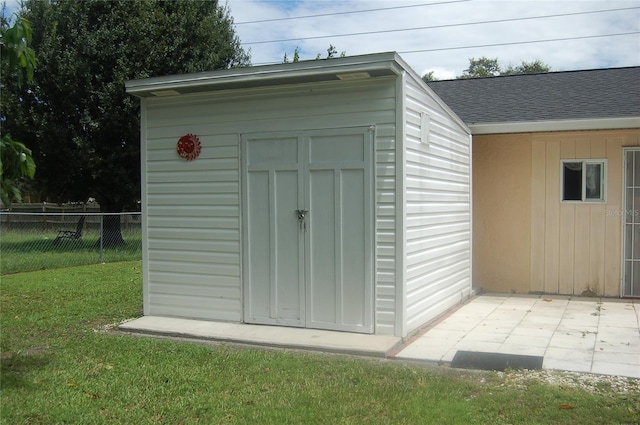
top-left (458, 57), bottom-right (501, 78)
top-left (4, 0), bottom-right (250, 245)
top-left (284, 45), bottom-right (345, 63)
top-left (502, 60), bottom-right (551, 76)
top-left (458, 57), bottom-right (551, 79)
top-left (315, 44), bottom-right (346, 60)
top-left (0, 15), bottom-right (37, 208)
top-left (283, 46), bottom-right (301, 63)
top-left (421, 71), bottom-right (437, 82)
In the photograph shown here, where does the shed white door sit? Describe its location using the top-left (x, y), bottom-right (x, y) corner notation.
top-left (243, 128), bottom-right (373, 333)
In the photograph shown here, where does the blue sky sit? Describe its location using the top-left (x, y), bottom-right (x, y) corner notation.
top-left (4, 0), bottom-right (639, 79)
top-left (228, 0), bottom-right (640, 78)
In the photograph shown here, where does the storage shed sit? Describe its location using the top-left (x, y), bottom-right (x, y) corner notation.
top-left (126, 52), bottom-right (472, 338)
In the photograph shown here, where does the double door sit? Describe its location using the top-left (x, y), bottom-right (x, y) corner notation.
top-left (242, 128), bottom-right (373, 333)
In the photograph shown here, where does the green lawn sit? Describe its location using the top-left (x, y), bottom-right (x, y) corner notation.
top-left (0, 230), bottom-right (141, 274)
top-left (1, 262), bottom-right (638, 424)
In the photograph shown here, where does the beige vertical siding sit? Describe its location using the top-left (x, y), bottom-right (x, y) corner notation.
top-left (604, 136), bottom-right (624, 296)
top-left (529, 138), bottom-right (545, 293)
top-left (403, 76), bottom-right (472, 334)
top-left (473, 134), bottom-right (531, 292)
top-left (474, 129), bottom-right (640, 296)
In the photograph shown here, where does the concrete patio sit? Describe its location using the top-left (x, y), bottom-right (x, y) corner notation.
top-left (396, 293), bottom-right (640, 378)
top-left (120, 293), bottom-right (640, 379)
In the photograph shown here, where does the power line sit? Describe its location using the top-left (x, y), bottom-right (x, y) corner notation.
top-left (250, 32), bottom-right (640, 66)
top-left (399, 32), bottom-right (640, 54)
top-left (234, 1), bottom-right (470, 25)
top-left (242, 6), bottom-right (639, 45)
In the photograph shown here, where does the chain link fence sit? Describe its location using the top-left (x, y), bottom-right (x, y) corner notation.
top-left (1, 211), bottom-right (142, 274)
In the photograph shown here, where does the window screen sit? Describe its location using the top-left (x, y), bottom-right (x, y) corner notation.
top-left (561, 160), bottom-right (606, 202)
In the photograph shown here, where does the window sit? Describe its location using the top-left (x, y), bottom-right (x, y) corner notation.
top-left (561, 159), bottom-right (606, 202)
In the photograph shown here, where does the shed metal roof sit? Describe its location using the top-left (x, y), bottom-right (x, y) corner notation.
top-left (125, 51), bottom-right (471, 134)
top-left (125, 52), bottom-right (404, 97)
top-left (427, 67), bottom-right (640, 133)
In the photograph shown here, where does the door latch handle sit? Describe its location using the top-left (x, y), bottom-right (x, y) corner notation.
top-left (296, 209), bottom-right (309, 231)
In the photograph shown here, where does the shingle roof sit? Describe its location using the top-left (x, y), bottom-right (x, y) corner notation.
top-left (426, 67), bottom-right (640, 125)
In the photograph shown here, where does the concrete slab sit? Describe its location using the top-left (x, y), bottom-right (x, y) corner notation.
top-left (396, 294), bottom-right (640, 378)
top-left (119, 316), bottom-right (402, 358)
top-left (119, 294), bottom-right (639, 379)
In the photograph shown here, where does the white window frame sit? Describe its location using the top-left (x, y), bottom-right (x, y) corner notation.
top-left (560, 159), bottom-right (607, 203)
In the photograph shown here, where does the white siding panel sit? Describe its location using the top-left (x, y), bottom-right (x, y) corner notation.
top-left (153, 282), bottom-right (240, 299)
top-left (148, 250), bottom-right (239, 265)
top-left (147, 182), bottom-right (238, 195)
top-left (374, 122), bottom-right (398, 335)
top-left (150, 271), bottom-right (239, 287)
top-left (149, 260), bottom-right (240, 276)
top-left (147, 227), bottom-right (239, 240)
top-left (143, 78), bottom-right (398, 329)
top-left (147, 145), bottom-right (238, 161)
top-left (402, 75), bottom-right (472, 335)
top-left (147, 170), bottom-right (238, 183)
top-left (148, 206), bottom-right (239, 217)
top-left (149, 294), bottom-right (240, 322)
top-left (147, 216), bottom-right (238, 229)
top-left (147, 158), bottom-right (238, 172)
top-left (148, 239), bottom-right (238, 252)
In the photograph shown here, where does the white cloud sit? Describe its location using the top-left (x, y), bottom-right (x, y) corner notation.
top-left (228, 0), bottom-right (640, 79)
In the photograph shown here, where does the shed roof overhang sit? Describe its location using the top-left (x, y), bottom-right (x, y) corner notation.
top-left (469, 117), bottom-right (640, 135)
top-left (125, 52), bottom-right (404, 98)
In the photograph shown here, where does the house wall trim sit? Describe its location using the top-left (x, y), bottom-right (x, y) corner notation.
top-left (470, 117), bottom-right (640, 135)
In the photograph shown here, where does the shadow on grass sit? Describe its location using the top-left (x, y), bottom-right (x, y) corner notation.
top-left (1, 349), bottom-right (52, 389)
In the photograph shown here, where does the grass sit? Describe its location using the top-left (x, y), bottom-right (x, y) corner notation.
top-left (1, 262), bottom-right (639, 424)
top-left (0, 230), bottom-right (141, 274)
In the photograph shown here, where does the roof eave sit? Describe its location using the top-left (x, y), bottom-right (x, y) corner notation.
top-left (469, 117), bottom-right (640, 135)
top-left (125, 52), bottom-right (404, 98)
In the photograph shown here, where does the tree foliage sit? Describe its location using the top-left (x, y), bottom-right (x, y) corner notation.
top-left (458, 57), bottom-right (550, 79)
top-left (421, 71), bottom-right (437, 82)
top-left (4, 0), bottom-right (250, 215)
top-left (0, 15), bottom-right (37, 208)
top-left (459, 57), bottom-right (502, 78)
top-left (283, 47), bottom-right (301, 63)
top-left (316, 44), bottom-right (346, 60)
top-left (422, 57), bottom-right (550, 83)
top-left (501, 59), bottom-right (551, 76)
top-left (0, 16), bottom-right (36, 87)
top-left (284, 45), bottom-right (345, 63)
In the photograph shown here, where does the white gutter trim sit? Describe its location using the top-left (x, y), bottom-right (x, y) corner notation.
top-left (469, 117), bottom-right (640, 134)
top-left (125, 52), bottom-right (403, 96)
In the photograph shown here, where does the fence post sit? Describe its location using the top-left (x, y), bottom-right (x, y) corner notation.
top-left (99, 213), bottom-right (104, 263)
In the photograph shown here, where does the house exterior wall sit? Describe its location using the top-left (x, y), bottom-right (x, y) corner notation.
top-left (472, 134), bottom-right (532, 292)
top-left (401, 74), bottom-right (472, 335)
top-left (473, 128), bottom-right (640, 296)
top-left (141, 77), bottom-right (400, 332)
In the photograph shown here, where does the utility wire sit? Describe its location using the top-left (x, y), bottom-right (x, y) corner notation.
top-left (242, 6), bottom-right (639, 45)
top-left (234, 0), bottom-right (470, 25)
top-left (400, 32), bottom-right (640, 54)
top-left (250, 32), bottom-right (640, 66)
